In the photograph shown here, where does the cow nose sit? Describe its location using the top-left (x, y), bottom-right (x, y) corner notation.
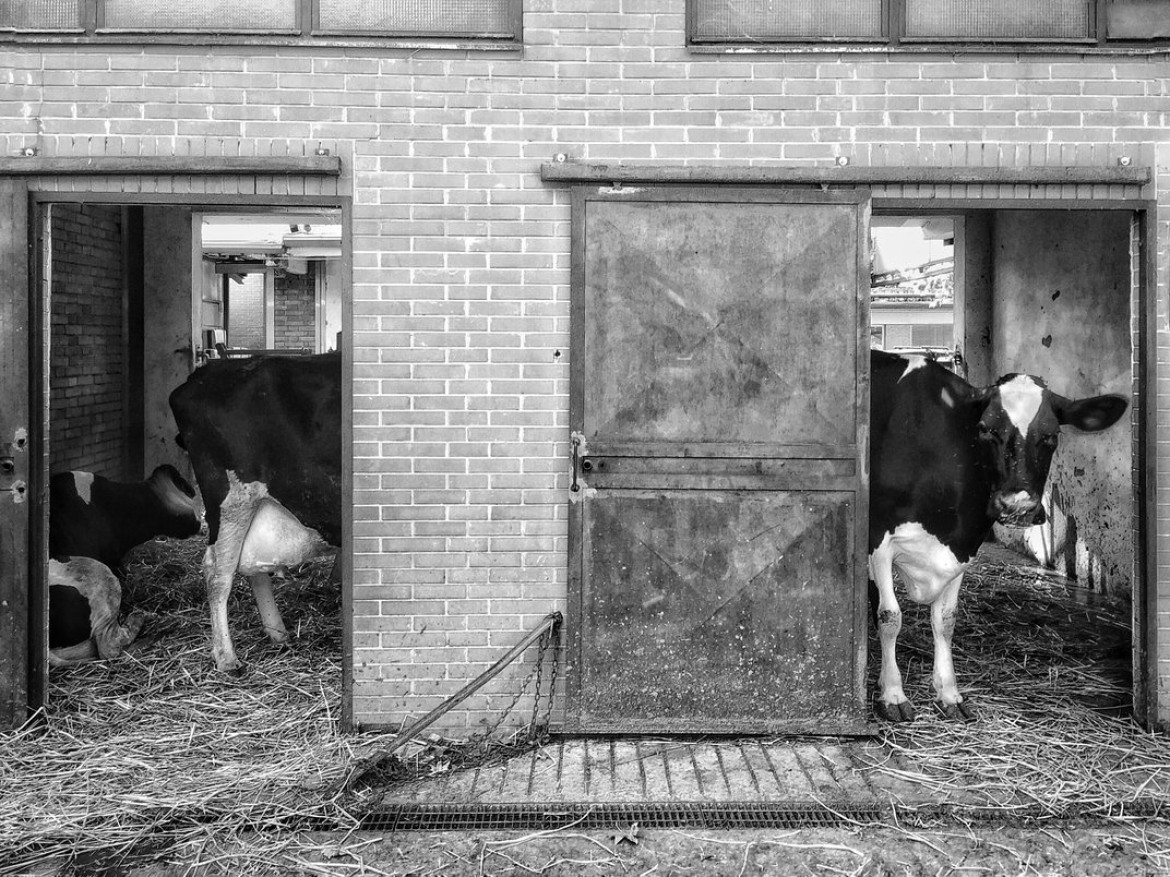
top-left (994, 490), bottom-right (1040, 520)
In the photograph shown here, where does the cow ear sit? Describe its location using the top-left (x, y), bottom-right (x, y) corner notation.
top-left (1055, 393), bottom-right (1128, 432)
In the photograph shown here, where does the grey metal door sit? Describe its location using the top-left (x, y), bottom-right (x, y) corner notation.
top-left (565, 187), bottom-right (871, 734)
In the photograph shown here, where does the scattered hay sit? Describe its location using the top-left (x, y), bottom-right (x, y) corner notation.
top-left (862, 543), bottom-right (1170, 820)
top-left (0, 535), bottom-right (393, 876)
top-left (5, 536), bottom-right (1169, 875)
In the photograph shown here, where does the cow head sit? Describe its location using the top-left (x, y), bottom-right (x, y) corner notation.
top-left (147, 464), bottom-right (204, 538)
top-left (974, 374), bottom-right (1128, 527)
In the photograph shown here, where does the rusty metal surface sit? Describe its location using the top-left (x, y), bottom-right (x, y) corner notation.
top-left (576, 490), bottom-right (862, 732)
top-left (581, 196), bottom-right (859, 447)
top-left (0, 181), bottom-right (31, 730)
top-left (567, 188), bottom-right (870, 734)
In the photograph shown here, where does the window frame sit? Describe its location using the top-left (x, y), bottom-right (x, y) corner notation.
top-left (0, 0), bottom-right (524, 47)
top-left (686, 0), bottom-right (1170, 52)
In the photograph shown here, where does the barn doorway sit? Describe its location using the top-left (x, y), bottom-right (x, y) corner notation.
top-left (0, 189), bottom-right (351, 729)
top-left (561, 186), bottom-right (1150, 732)
top-left (870, 206), bottom-right (1142, 721)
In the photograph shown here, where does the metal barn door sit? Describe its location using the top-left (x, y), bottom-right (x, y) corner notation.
top-left (565, 187), bottom-right (871, 734)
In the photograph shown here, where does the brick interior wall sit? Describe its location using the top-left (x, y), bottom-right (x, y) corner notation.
top-left (275, 264), bottom-right (316, 351)
top-left (50, 204), bottom-right (126, 479)
top-left (226, 272), bottom-right (265, 350)
top-left (5, 8), bottom-right (1170, 729)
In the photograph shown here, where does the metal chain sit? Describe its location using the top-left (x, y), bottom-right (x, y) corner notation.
top-left (528, 616), bottom-right (561, 743)
top-left (476, 635), bottom-right (548, 747)
top-left (530, 627), bottom-right (548, 742)
top-left (540, 617), bottom-right (561, 736)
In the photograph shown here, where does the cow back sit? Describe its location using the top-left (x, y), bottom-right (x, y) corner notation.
top-left (168, 352), bottom-right (342, 546)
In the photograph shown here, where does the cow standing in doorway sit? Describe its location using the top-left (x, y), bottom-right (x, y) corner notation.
top-left (169, 352), bottom-right (340, 674)
top-left (868, 350), bottom-right (1127, 722)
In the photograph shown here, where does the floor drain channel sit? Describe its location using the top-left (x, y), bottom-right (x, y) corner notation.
top-left (360, 801), bottom-right (885, 832)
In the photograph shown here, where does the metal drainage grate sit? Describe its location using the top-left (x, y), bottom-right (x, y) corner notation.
top-left (359, 799), bottom-right (1170, 832)
top-left (360, 801), bottom-right (886, 832)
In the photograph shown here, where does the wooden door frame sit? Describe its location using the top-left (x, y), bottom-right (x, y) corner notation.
top-left (2, 185), bottom-right (356, 730)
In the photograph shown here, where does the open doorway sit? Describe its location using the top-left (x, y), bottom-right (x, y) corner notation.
top-left (199, 213), bottom-right (343, 361)
top-left (39, 197), bottom-right (348, 709)
top-left (871, 207), bottom-right (1139, 718)
top-left (870, 216), bottom-right (957, 368)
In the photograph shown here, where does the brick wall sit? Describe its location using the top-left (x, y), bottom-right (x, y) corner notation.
top-left (226, 273), bottom-right (265, 350)
top-left (275, 265), bottom-right (316, 351)
top-left (49, 203), bottom-right (126, 478)
top-left (5, 8), bottom-right (1170, 729)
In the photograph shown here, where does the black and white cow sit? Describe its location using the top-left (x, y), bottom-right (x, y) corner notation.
top-left (50, 465), bottom-right (202, 568)
top-left (868, 350), bottom-right (1128, 722)
top-left (49, 556), bottom-right (145, 667)
top-left (48, 465), bottom-right (202, 664)
top-left (169, 352), bottom-right (340, 674)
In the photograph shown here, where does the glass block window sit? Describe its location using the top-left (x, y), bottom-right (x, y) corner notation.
top-left (905, 0), bottom-right (1091, 40)
top-left (910, 323), bottom-right (954, 349)
top-left (691, 0), bottom-right (883, 41)
top-left (0, 0), bottom-right (80, 29)
top-left (318, 0), bottom-right (517, 37)
top-left (101, 0), bottom-right (296, 30)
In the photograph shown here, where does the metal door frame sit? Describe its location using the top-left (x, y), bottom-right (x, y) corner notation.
top-left (0, 181), bottom-right (355, 731)
top-left (0, 181), bottom-right (35, 729)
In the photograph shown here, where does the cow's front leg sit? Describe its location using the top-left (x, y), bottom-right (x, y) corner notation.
top-left (930, 574), bottom-right (976, 721)
top-left (870, 549), bottom-right (915, 722)
top-left (249, 572), bottom-right (290, 646)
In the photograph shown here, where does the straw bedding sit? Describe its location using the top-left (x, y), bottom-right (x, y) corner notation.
top-left (0, 536), bottom-right (385, 875)
top-left (2, 537), bottom-right (1168, 875)
top-left (862, 543), bottom-right (1170, 821)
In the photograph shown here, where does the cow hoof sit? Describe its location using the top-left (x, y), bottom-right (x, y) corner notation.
top-left (936, 700), bottom-right (977, 722)
top-left (216, 659), bottom-right (246, 677)
top-left (875, 698), bottom-right (916, 722)
top-left (124, 611), bottom-right (148, 640)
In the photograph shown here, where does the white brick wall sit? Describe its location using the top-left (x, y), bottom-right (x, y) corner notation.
top-left (4, 8), bottom-right (1170, 731)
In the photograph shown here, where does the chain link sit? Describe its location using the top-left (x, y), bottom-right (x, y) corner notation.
top-left (473, 616), bottom-right (560, 750)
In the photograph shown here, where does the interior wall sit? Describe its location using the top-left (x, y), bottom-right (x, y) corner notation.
top-left (141, 207), bottom-right (195, 478)
top-left (49, 203), bottom-right (128, 478)
top-left (321, 258), bottom-right (342, 352)
top-left (987, 210), bottom-right (1134, 594)
top-left (274, 264), bottom-right (316, 351)
top-left (957, 212), bottom-right (994, 386)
